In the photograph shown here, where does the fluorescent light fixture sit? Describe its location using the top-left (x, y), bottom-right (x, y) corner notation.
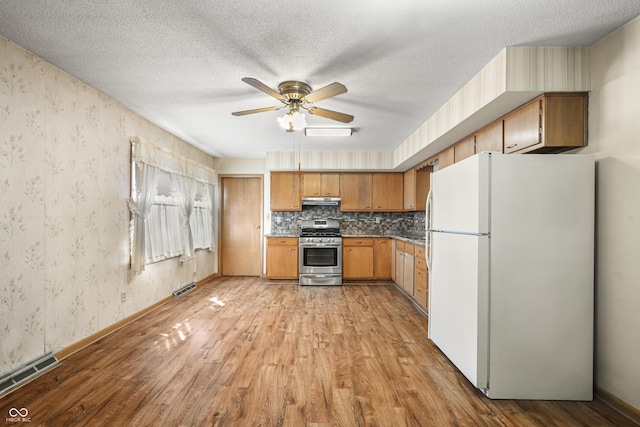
top-left (305, 127), bottom-right (352, 137)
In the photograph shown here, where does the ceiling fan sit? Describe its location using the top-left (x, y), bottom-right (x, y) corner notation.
top-left (232, 77), bottom-right (354, 131)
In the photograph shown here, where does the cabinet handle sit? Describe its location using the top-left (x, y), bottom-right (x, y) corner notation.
top-left (506, 144), bottom-right (517, 149)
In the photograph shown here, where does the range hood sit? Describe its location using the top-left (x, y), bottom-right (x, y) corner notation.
top-left (301, 197), bottom-right (341, 206)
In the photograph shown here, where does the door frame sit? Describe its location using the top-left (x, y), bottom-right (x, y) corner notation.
top-left (218, 174), bottom-right (264, 276)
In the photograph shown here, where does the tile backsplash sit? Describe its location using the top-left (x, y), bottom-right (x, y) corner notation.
top-left (271, 206), bottom-right (425, 237)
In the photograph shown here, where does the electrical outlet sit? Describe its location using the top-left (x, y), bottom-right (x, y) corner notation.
top-left (121, 292), bottom-right (126, 303)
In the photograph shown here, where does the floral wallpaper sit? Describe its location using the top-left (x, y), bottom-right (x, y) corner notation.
top-left (0, 36), bottom-right (217, 375)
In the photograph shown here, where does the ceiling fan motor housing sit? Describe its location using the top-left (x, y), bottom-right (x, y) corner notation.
top-left (278, 80), bottom-right (312, 101)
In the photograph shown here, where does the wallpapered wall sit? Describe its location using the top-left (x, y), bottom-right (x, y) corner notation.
top-left (0, 36), bottom-right (217, 375)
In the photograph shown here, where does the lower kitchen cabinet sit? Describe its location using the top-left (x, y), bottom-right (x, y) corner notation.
top-left (343, 238), bottom-right (375, 280)
top-left (414, 245), bottom-right (428, 308)
top-left (394, 241), bottom-right (415, 295)
top-left (266, 237), bottom-right (298, 279)
top-left (374, 238), bottom-right (392, 279)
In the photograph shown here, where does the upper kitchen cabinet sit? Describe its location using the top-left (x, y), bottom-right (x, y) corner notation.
top-left (504, 93), bottom-right (588, 154)
top-left (270, 172), bottom-right (301, 211)
top-left (302, 172), bottom-right (340, 197)
top-left (340, 173), bottom-right (372, 211)
top-left (340, 173), bottom-right (403, 212)
top-left (372, 173), bottom-right (404, 211)
top-left (454, 135), bottom-right (475, 163)
top-left (404, 163), bottom-right (431, 211)
top-left (475, 120), bottom-right (503, 153)
top-left (437, 146), bottom-right (455, 170)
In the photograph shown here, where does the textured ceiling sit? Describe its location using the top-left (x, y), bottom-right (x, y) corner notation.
top-left (1, 1), bottom-right (639, 159)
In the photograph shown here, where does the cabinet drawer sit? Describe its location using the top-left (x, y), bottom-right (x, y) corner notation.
top-left (415, 256), bottom-right (427, 271)
top-left (404, 243), bottom-right (415, 255)
top-left (395, 240), bottom-right (405, 251)
top-left (343, 238), bottom-right (374, 246)
top-left (415, 245), bottom-right (426, 259)
top-left (267, 237), bottom-right (298, 246)
top-left (413, 271), bottom-right (428, 307)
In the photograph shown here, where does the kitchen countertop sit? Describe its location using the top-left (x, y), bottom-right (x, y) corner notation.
top-left (342, 234), bottom-right (426, 246)
top-left (267, 233), bottom-right (426, 246)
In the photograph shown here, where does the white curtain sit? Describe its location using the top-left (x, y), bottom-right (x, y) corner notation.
top-left (204, 183), bottom-right (215, 251)
top-left (128, 161), bottom-right (160, 275)
top-left (175, 174), bottom-right (197, 262)
top-left (129, 137), bottom-right (217, 274)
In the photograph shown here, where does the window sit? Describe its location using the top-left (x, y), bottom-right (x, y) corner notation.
top-left (128, 137), bottom-right (216, 275)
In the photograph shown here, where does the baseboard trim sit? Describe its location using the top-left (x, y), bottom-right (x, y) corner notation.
top-left (55, 295), bottom-right (173, 361)
top-left (596, 387), bottom-right (640, 425)
top-left (56, 274), bottom-right (219, 361)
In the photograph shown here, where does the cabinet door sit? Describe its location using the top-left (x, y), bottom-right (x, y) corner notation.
top-left (403, 253), bottom-right (415, 294)
top-left (503, 100), bottom-right (541, 154)
top-left (390, 239), bottom-right (397, 282)
top-left (395, 249), bottom-right (405, 289)
top-left (266, 239), bottom-right (298, 279)
top-left (414, 267), bottom-right (428, 307)
top-left (415, 165), bottom-right (431, 212)
top-left (302, 173), bottom-right (322, 197)
top-left (374, 238), bottom-right (392, 279)
top-left (541, 94), bottom-right (587, 150)
top-left (403, 169), bottom-right (416, 211)
top-left (321, 173), bottom-right (340, 197)
top-left (476, 120), bottom-right (503, 153)
top-left (340, 173), bottom-right (372, 211)
top-left (343, 246), bottom-right (374, 279)
top-left (437, 146), bottom-right (455, 170)
top-left (270, 172), bottom-right (301, 211)
top-left (454, 135), bottom-right (475, 163)
top-left (373, 173), bottom-right (403, 211)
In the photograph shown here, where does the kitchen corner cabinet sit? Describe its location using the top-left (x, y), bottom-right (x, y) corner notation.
top-left (266, 237), bottom-right (298, 279)
top-left (270, 172), bottom-right (301, 211)
top-left (343, 238), bottom-right (375, 280)
top-left (504, 93), bottom-right (587, 154)
top-left (302, 172), bottom-right (340, 197)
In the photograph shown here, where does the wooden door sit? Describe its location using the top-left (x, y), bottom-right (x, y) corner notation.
top-left (221, 176), bottom-right (263, 276)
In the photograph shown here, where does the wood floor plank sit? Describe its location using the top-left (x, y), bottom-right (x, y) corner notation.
top-left (0, 277), bottom-right (636, 426)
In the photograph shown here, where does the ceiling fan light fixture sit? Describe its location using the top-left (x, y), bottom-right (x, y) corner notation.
top-left (305, 127), bottom-right (352, 137)
top-left (277, 110), bottom-right (307, 132)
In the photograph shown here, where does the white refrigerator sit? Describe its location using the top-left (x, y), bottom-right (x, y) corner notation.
top-left (426, 152), bottom-right (594, 400)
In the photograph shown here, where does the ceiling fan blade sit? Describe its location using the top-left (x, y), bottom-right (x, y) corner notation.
top-left (241, 77), bottom-right (286, 101)
top-left (231, 106), bottom-right (284, 116)
top-left (303, 82), bottom-right (347, 103)
top-left (307, 107), bottom-right (354, 123)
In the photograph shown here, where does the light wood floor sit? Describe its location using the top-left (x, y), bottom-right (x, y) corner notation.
top-left (1, 277), bottom-right (635, 426)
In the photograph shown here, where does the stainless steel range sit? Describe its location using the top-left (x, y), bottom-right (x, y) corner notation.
top-left (299, 219), bottom-right (342, 286)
